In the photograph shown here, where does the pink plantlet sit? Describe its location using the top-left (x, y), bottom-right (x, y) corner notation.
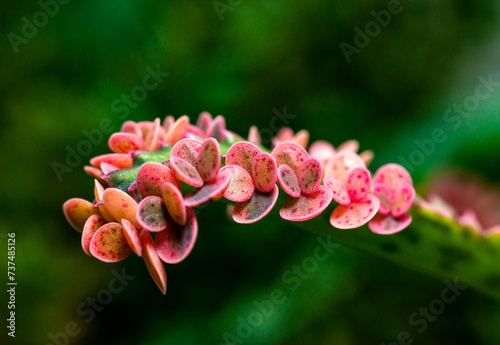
top-left (162, 115), bottom-right (175, 133)
top-left (84, 166), bottom-right (106, 186)
top-left (164, 115), bottom-right (190, 144)
top-left (103, 188), bottom-right (141, 229)
top-left (196, 111), bottom-right (213, 134)
top-left (346, 167), bottom-right (371, 202)
top-left (94, 180), bottom-right (116, 222)
top-left (248, 126), bottom-right (261, 146)
top-left (369, 164), bottom-right (415, 234)
top-left (233, 185), bottom-right (279, 224)
top-left (272, 141), bottom-right (309, 177)
top-left (277, 164), bottom-right (301, 198)
top-left (197, 138), bottom-right (221, 183)
top-left (162, 182), bottom-right (187, 225)
top-left (185, 124), bottom-right (206, 138)
top-left (183, 171), bottom-right (231, 207)
top-left (100, 162), bottom-right (119, 175)
top-left (144, 118), bottom-right (161, 151)
top-left (137, 196), bottom-right (170, 232)
top-left (298, 159), bottom-right (323, 196)
top-left (137, 121), bottom-right (153, 138)
top-left (90, 153), bottom-right (133, 170)
top-left (225, 141), bottom-right (261, 174)
top-left (136, 162), bottom-right (180, 197)
top-left (220, 165), bottom-right (255, 202)
top-left (252, 153), bottom-right (278, 193)
top-left (360, 150), bottom-right (374, 166)
top-left (120, 219), bottom-right (142, 256)
top-left (369, 213), bottom-right (412, 235)
top-left (170, 138), bottom-right (202, 168)
top-left (323, 176), bottom-right (350, 206)
top-left (170, 157), bottom-right (204, 187)
top-left (292, 129), bottom-right (310, 149)
top-left (330, 194), bottom-right (380, 229)
top-left (63, 198), bottom-right (100, 233)
top-left (308, 140), bottom-right (335, 166)
top-left (207, 115), bottom-right (226, 142)
top-left (139, 229), bottom-right (167, 295)
top-left (156, 208), bottom-right (198, 264)
top-left (272, 127), bottom-right (294, 148)
top-left (337, 139), bottom-right (360, 153)
top-left (280, 185), bottom-right (333, 221)
top-left (89, 222), bottom-right (132, 263)
top-left (108, 132), bottom-right (144, 153)
top-left (81, 214), bottom-right (107, 255)
top-left (323, 151), bottom-right (365, 185)
top-left (121, 120), bottom-right (143, 137)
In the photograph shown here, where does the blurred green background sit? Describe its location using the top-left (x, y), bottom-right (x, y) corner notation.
top-left (1, 0), bottom-right (500, 344)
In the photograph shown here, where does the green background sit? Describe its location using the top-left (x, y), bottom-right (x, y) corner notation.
top-left (1, 0), bottom-right (500, 344)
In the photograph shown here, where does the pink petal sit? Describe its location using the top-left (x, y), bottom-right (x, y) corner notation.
top-left (120, 219), bottom-right (142, 256)
top-left (251, 153), bottom-right (278, 193)
top-left (323, 151), bottom-right (365, 185)
top-left (183, 170), bottom-right (231, 207)
top-left (330, 194), bottom-right (380, 229)
top-left (369, 213), bottom-right (412, 235)
top-left (136, 162), bottom-right (180, 197)
top-left (308, 140), bottom-right (336, 166)
top-left (103, 188), bottom-right (141, 229)
top-left (337, 139), bottom-right (359, 153)
top-left (220, 165), bottom-right (255, 202)
top-left (139, 229), bottom-right (167, 294)
top-left (108, 132), bottom-right (144, 153)
top-left (207, 115), bottom-right (226, 142)
top-left (170, 156), bottom-right (203, 187)
top-left (121, 121), bottom-right (143, 137)
top-left (162, 182), bottom-right (187, 225)
top-left (391, 185), bottom-right (415, 218)
top-left (272, 141), bottom-right (310, 178)
top-left (100, 162), bottom-right (119, 175)
top-left (162, 115), bottom-right (175, 132)
top-left (248, 126), bottom-right (262, 146)
top-left (233, 185), bottom-right (279, 224)
top-left (63, 198), bottom-right (100, 233)
top-left (292, 129), bottom-right (309, 149)
top-left (346, 167), bottom-right (371, 202)
top-left (323, 176), bottom-right (350, 205)
top-left (225, 141), bottom-right (261, 174)
top-left (372, 183), bottom-right (392, 216)
top-left (277, 164), bottom-right (301, 198)
top-left (196, 111), bottom-right (213, 134)
top-left (280, 185), bottom-right (333, 221)
top-left (298, 158), bottom-right (323, 195)
top-left (360, 150), bottom-right (374, 166)
top-left (373, 163), bottom-right (413, 196)
top-left (94, 180), bottom-right (116, 222)
top-left (156, 208), bottom-right (198, 264)
top-left (197, 138), bottom-right (221, 183)
top-left (164, 115), bottom-right (190, 144)
top-left (90, 222), bottom-right (132, 263)
top-left (137, 196), bottom-right (170, 232)
top-left (90, 153), bottom-right (133, 169)
top-left (144, 118), bottom-right (161, 151)
top-left (82, 214), bottom-right (107, 256)
top-left (170, 138), bottom-right (202, 168)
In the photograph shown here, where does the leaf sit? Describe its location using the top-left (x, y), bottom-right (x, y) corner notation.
top-left (233, 185), bottom-right (279, 224)
top-left (102, 188), bottom-right (141, 229)
top-left (207, 115), bottom-right (226, 142)
top-left (162, 182), bottom-right (187, 225)
top-left (272, 142), bottom-right (309, 176)
top-left (330, 194), bottom-right (380, 229)
top-left (392, 186), bottom-right (416, 218)
top-left (170, 138), bottom-right (201, 167)
top-left (308, 140), bottom-right (335, 166)
top-left (251, 153), bottom-right (277, 193)
top-left (346, 167), bottom-right (371, 202)
top-left (373, 163), bottom-right (413, 195)
top-left (136, 162), bottom-right (180, 197)
top-left (108, 132), bottom-right (144, 153)
top-left (323, 151), bottom-right (365, 185)
top-left (220, 165), bottom-right (255, 202)
top-left (81, 214), bottom-right (108, 255)
top-left (156, 208), bottom-right (198, 264)
top-left (297, 158), bottom-right (322, 195)
top-left (144, 118), bottom-right (161, 151)
top-left (197, 138), bottom-right (221, 183)
top-left (277, 164), bottom-right (301, 198)
top-left (183, 171), bottom-right (231, 207)
top-left (170, 157), bottom-right (203, 187)
top-left (164, 115), bottom-right (190, 144)
top-left (89, 222), bottom-right (132, 263)
top-left (121, 121), bottom-right (142, 137)
top-left (225, 141), bottom-right (261, 174)
top-left (137, 196), bottom-right (170, 232)
top-left (63, 198), bottom-right (100, 233)
top-left (324, 176), bottom-right (350, 206)
top-left (196, 111), bottom-right (212, 134)
top-left (369, 214), bottom-right (412, 235)
top-left (139, 229), bottom-right (167, 295)
top-left (90, 153), bottom-right (133, 169)
top-left (280, 185), bottom-right (333, 221)
top-left (120, 219), bottom-right (142, 256)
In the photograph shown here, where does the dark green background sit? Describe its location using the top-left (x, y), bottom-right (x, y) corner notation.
top-left (1, 0), bottom-right (500, 344)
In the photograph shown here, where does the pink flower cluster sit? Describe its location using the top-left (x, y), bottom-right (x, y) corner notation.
top-left (63, 113), bottom-right (415, 294)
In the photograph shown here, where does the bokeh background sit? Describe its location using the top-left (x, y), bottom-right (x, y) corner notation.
top-left (1, 0), bottom-right (500, 344)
